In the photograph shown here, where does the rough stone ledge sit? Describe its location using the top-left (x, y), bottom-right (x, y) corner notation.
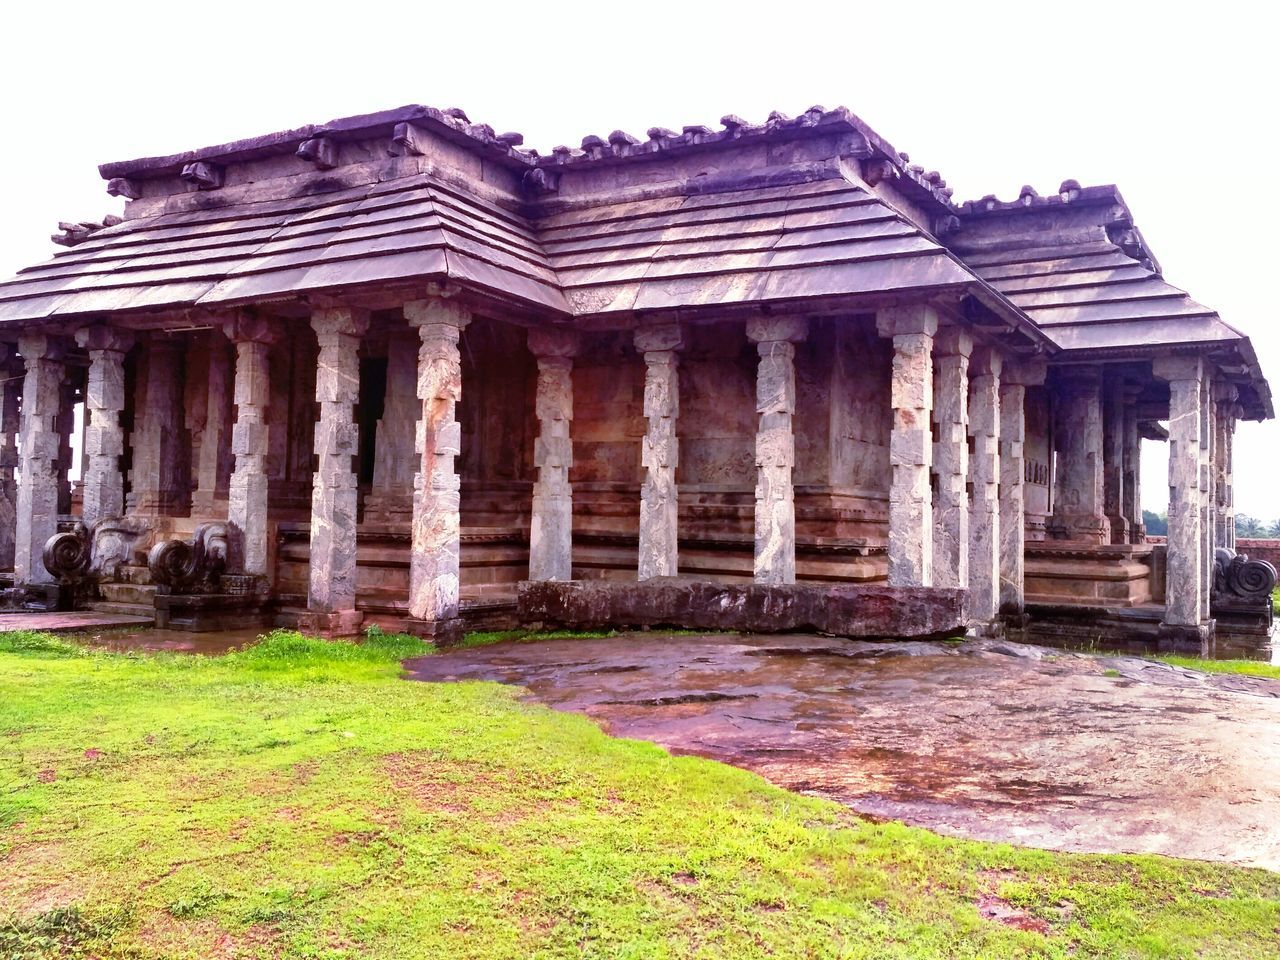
top-left (517, 577), bottom-right (967, 640)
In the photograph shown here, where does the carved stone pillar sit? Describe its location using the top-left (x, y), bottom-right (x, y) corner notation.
top-left (635, 322), bottom-right (683, 580)
top-left (0, 347), bottom-right (22, 570)
top-left (877, 305), bottom-right (937, 587)
top-left (303, 306), bottom-right (370, 635)
top-left (528, 328), bottom-right (578, 582)
top-left (1211, 383), bottom-right (1237, 550)
top-left (404, 297), bottom-right (470, 640)
top-left (746, 316), bottom-right (808, 585)
top-left (997, 359), bottom-right (1045, 615)
top-left (55, 377), bottom-right (78, 516)
top-left (968, 348), bottom-right (1002, 622)
top-left (127, 335), bottom-right (187, 515)
top-left (931, 328), bottom-right (971, 589)
top-left (226, 314), bottom-right (279, 580)
top-left (191, 328), bottom-right (234, 515)
top-left (15, 333), bottom-right (67, 586)
top-left (366, 329), bottom-right (419, 523)
top-left (1225, 401), bottom-right (1239, 550)
top-left (1200, 371), bottom-right (1214, 622)
top-left (1102, 375), bottom-right (1130, 544)
top-left (1155, 356), bottom-right (1207, 639)
top-left (1048, 367), bottom-right (1110, 544)
top-left (75, 325), bottom-right (133, 528)
top-left (1122, 385), bottom-right (1145, 544)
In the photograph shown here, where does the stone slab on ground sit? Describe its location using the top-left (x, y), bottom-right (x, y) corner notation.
top-left (406, 632), bottom-right (1280, 870)
top-left (0, 611), bottom-right (153, 633)
top-left (518, 577), bottom-right (967, 639)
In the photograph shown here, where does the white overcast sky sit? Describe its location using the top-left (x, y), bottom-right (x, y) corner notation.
top-left (1, 1), bottom-right (1276, 518)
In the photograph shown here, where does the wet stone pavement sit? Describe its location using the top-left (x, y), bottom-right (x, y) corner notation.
top-left (406, 634), bottom-right (1280, 870)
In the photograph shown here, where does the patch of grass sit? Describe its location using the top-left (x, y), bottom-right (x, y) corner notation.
top-left (1148, 654), bottom-right (1280, 680)
top-left (2, 629), bottom-right (1279, 958)
top-left (1102, 668), bottom-right (1121, 678)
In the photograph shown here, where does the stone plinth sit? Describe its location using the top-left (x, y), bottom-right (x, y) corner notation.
top-left (75, 325), bottom-right (134, 527)
top-left (1154, 356), bottom-right (1206, 629)
top-left (968, 348), bottom-right (1002, 621)
top-left (635, 322), bottom-right (683, 580)
top-left (931, 328), bottom-right (970, 589)
top-left (747, 316), bottom-right (808, 585)
top-left (0, 347), bottom-right (20, 570)
top-left (518, 577), bottom-right (968, 639)
top-left (306, 306), bottom-right (370, 634)
top-left (405, 297), bottom-right (471, 632)
top-left (877, 305), bottom-right (937, 586)
top-left (528, 327), bottom-right (578, 582)
top-left (225, 314), bottom-right (279, 580)
top-left (15, 334), bottom-right (66, 586)
top-left (1048, 367), bottom-right (1110, 544)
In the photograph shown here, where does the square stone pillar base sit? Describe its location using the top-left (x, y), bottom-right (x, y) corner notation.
top-left (401, 616), bottom-right (465, 646)
top-left (296, 609), bottom-right (365, 638)
top-left (1155, 621), bottom-right (1214, 656)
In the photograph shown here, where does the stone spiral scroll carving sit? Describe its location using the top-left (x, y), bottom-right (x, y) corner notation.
top-left (147, 522), bottom-right (229, 594)
top-left (1212, 547), bottom-right (1278, 605)
top-left (43, 522), bottom-right (91, 582)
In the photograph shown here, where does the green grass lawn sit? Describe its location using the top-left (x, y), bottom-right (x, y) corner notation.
top-left (1148, 655), bottom-right (1280, 680)
top-left (2, 630), bottom-right (1278, 959)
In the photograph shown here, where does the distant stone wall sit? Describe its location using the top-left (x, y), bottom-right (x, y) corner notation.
top-left (1236, 539), bottom-right (1280, 569)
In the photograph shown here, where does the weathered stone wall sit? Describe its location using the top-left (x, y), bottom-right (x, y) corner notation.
top-left (1234, 539), bottom-right (1280, 569)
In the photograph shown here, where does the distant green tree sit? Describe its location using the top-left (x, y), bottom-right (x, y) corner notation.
top-left (1142, 510), bottom-right (1167, 536)
top-left (1236, 513), bottom-right (1266, 538)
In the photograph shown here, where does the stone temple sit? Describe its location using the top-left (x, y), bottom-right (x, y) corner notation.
top-left (0, 103), bottom-right (1273, 656)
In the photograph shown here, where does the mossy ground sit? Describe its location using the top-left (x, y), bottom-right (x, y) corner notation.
top-left (2, 629), bottom-right (1278, 959)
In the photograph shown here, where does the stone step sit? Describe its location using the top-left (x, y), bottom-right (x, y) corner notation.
top-left (90, 601), bottom-right (157, 617)
top-left (98, 582), bottom-right (158, 605)
top-left (116, 564), bottom-right (154, 585)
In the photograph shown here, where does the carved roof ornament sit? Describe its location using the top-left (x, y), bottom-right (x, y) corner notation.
top-left (389, 121), bottom-right (426, 156)
top-left (296, 136), bottom-right (338, 169)
top-left (522, 167), bottom-right (560, 197)
top-left (180, 161), bottom-right (224, 190)
top-left (51, 216), bottom-right (122, 247)
top-left (106, 176), bottom-right (140, 199)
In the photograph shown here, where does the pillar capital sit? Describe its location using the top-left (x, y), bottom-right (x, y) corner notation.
top-left (310, 305), bottom-right (371, 341)
top-left (17, 332), bottom-right (67, 363)
top-left (933, 326), bottom-right (973, 358)
top-left (876, 303), bottom-right (939, 339)
top-left (634, 321), bottom-right (684, 354)
top-left (222, 311), bottom-right (282, 346)
top-left (746, 315), bottom-right (809, 345)
top-left (970, 345), bottom-right (1004, 378)
top-left (1152, 354), bottom-right (1203, 383)
top-left (528, 326), bottom-right (580, 359)
top-left (74, 324), bottom-right (134, 355)
top-left (405, 296), bottom-right (471, 331)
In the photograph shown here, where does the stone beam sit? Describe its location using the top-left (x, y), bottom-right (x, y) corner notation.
top-left (876, 305), bottom-right (938, 587)
top-left (528, 327), bottom-right (579, 583)
top-left (404, 297), bottom-right (471, 641)
top-left (1047, 366), bottom-right (1110, 544)
top-left (635, 322), bottom-right (683, 580)
top-left (225, 313), bottom-right (280, 580)
top-left (75, 325), bottom-right (134, 527)
top-left (1154, 355), bottom-right (1207, 638)
top-left (304, 305), bottom-right (370, 636)
top-left (931, 328), bottom-right (971, 589)
top-left (0, 347), bottom-right (22, 570)
top-left (15, 333), bottom-right (67, 586)
top-left (747, 315), bottom-right (809, 585)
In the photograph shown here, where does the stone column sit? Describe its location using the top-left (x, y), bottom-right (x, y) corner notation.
top-left (74, 325), bottom-right (133, 527)
top-left (225, 314), bottom-right (279, 580)
top-left (1047, 367), bottom-right (1110, 544)
top-left (1211, 383), bottom-right (1237, 550)
top-left (127, 335), bottom-right (187, 515)
top-left (968, 348), bottom-right (1002, 622)
top-left (997, 359), bottom-right (1046, 615)
top-left (0, 348), bottom-right (22, 570)
top-left (1200, 371), bottom-right (1214, 621)
top-left (55, 377), bottom-right (78, 516)
top-left (1225, 402), bottom-right (1239, 550)
top-left (404, 297), bottom-right (470, 640)
top-left (1102, 375), bottom-right (1130, 544)
top-left (15, 334), bottom-right (67, 586)
top-left (304, 305), bottom-right (370, 635)
top-left (876, 305), bottom-right (938, 587)
top-left (746, 316), bottom-right (809, 585)
top-left (528, 327), bottom-right (579, 583)
top-left (635, 322), bottom-right (683, 580)
top-left (365, 329), bottom-right (419, 523)
top-left (191, 328), bottom-right (234, 515)
top-left (931, 329), bottom-right (971, 589)
top-left (1122, 385), bottom-right (1145, 544)
top-left (1154, 356), bottom-right (1206, 639)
